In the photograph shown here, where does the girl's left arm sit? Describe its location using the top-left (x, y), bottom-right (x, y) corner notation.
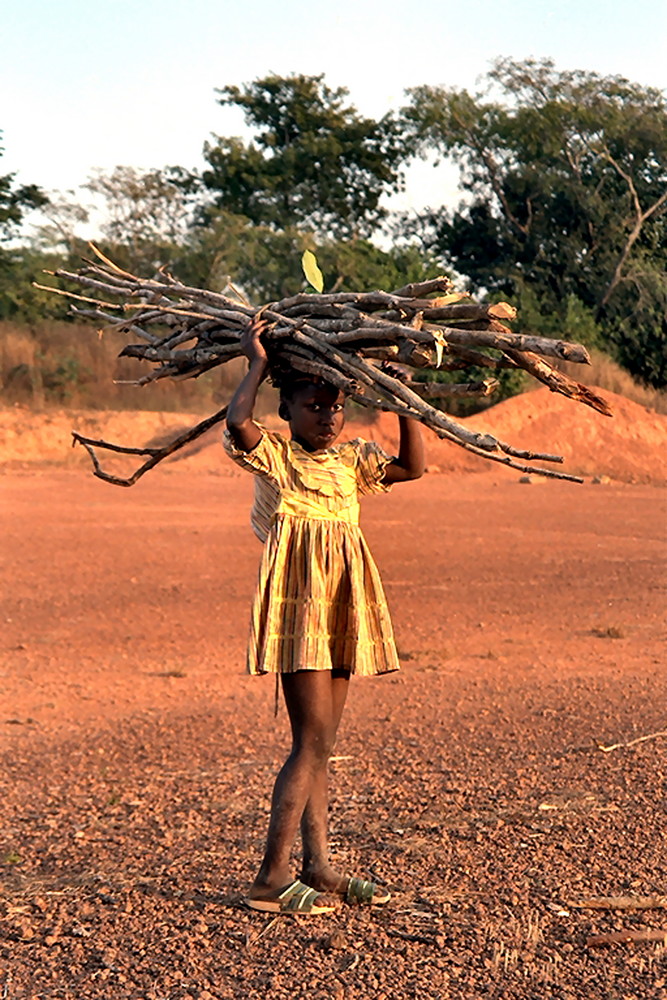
top-left (383, 416), bottom-right (425, 483)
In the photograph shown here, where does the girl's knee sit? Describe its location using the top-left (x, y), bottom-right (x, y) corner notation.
top-left (294, 725), bottom-right (335, 764)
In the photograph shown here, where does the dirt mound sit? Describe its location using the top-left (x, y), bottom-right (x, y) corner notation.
top-left (366, 387), bottom-right (667, 484)
top-left (2, 387), bottom-right (666, 484)
top-left (0, 407), bottom-right (236, 477)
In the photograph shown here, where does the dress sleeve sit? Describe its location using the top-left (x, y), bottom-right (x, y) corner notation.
top-left (222, 426), bottom-right (284, 479)
top-left (354, 439), bottom-right (395, 495)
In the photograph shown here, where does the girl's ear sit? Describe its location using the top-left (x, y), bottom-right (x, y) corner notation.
top-left (278, 401), bottom-right (290, 422)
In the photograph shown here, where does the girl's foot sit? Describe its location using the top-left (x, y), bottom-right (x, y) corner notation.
top-left (246, 879), bottom-right (338, 915)
top-left (299, 863), bottom-right (347, 895)
top-left (300, 865), bottom-right (391, 905)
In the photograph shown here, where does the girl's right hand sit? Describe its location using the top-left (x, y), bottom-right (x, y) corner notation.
top-left (241, 314), bottom-right (269, 366)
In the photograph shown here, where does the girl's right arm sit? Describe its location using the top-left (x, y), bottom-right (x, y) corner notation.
top-left (226, 317), bottom-right (269, 452)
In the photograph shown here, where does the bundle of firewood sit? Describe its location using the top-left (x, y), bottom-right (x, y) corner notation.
top-left (38, 245), bottom-right (611, 487)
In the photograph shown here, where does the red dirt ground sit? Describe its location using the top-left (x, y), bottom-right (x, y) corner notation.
top-left (1, 396), bottom-right (666, 999)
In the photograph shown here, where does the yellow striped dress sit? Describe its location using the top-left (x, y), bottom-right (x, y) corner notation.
top-left (223, 426), bottom-right (400, 676)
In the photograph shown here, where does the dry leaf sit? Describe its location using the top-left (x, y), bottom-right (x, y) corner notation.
top-left (431, 293), bottom-right (468, 307)
top-left (431, 329), bottom-right (446, 367)
top-left (301, 250), bottom-right (324, 293)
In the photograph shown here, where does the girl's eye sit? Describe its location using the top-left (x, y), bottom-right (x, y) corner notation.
top-left (308, 402), bottom-right (342, 413)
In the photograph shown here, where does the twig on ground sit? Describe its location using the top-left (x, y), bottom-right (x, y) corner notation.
top-left (254, 916), bottom-right (279, 943)
top-left (597, 730), bottom-right (667, 753)
top-left (567, 896), bottom-right (667, 910)
top-left (586, 929), bottom-right (667, 947)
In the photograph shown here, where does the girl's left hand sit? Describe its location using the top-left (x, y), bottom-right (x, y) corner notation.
top-left (241, 315), bottom-right (269, 366)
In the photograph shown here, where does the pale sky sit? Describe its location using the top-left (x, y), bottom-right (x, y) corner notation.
top-left (3, 0), bottom-right (666, 230)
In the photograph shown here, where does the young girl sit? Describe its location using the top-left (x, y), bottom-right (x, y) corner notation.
top-left (224, 317), bottom-right (424, 915)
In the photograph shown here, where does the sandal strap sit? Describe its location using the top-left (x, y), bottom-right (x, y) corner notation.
top-left (279, 880), bottom-right (324, 913)
top-left (346, 877), bottom-right (376, 903)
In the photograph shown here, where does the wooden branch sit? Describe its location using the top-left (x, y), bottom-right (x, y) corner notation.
top-left (444, 346), bottom-right (516, 369)
top-left (586, 929), bottom-right (667, 948)
top-left (503, 349), bottom-right (612, 417)
top-left (325, 321), bottom-right (590, 364)
top-left (568, 896), bottom-right (667, 911)
top-left (405, 301), bottom-right (516, 322)
top-left (33, 281), bottom-right (122, 310)
top-left (72, 407), bottom-right (228, 487)
top-left (390, 276), bottom-right (455, 297)
top-left (406, 378), bottom-right (500, 398)
top-left (442, 437), bottom-right (583, 482)
top-left (34, 247), bottom-right (608, 485)
top-left (69, 307), bottom-right (161, 344)
top-left (119, 342), bottom-right (240, 365)
top-left (339, 349), bottom-right (572, 469)
top-left (434, 327), bottom-right (590, 364)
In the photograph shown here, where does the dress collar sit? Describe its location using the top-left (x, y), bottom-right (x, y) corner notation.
top-left (290, 438), bottom-right (342, 462)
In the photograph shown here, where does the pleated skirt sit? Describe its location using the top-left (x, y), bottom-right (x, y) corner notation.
top-left (247, 514), bottom-right (399, 676)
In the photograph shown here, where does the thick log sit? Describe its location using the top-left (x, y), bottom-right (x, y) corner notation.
top-left (436, 327), bottom-right (590, 365)
top-left (503, 349), bottom-right (612, 416)
top-left (390, 276), bottom-right (455, 298)
top-left (398, 301), bottom-right (516, 322)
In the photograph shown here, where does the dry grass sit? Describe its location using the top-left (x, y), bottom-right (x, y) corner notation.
top-left (551, 349), bottom-right (667, 413)
top-left (2, 321), bottom-right (665, 415)
top-left (0, 321), bottom-right (246, 413)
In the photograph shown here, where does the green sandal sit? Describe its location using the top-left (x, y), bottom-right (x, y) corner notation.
top-left (345, 877), bottom-right (391, 906)
top-left (246, 880), bottom-right (337, 915)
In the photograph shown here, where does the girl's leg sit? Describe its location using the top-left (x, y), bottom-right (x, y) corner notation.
top-left (299, 669), bottom-right (350, 891)
top-left (248, 669), bottom-right (343, 899)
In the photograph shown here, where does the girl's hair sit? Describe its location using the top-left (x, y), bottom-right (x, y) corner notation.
top-left (271, 369), bottom-right (341, 422)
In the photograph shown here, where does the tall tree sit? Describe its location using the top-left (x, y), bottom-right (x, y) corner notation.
top-left (84, 165), bottom-right (200, 273)
top-left (0, 135), bottom-right (48, 243)
top-left (0, 135), bottom-right (51, 319)
top-left (402, 59), bottom-right (667, 387)
top-left (201, 74), bottom-right (407, 239)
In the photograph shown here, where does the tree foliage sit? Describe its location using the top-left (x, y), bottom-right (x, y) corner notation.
top-left (84, 165), bottom-right (201, 273)
top-left (4, 66), bottom-right (667, 397)
top-left (0, 135), bottom-right (51, 319)
top-left (0, 136), bottom-right (48, 244)
top-left (201, 74), bottom-right (407, 238)
top-left (180, 209), bottom-right (436, 303)
top-left (403, 59), bottom-right (667, 386)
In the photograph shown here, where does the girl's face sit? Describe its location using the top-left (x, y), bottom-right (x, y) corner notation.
top-left (285, 383), bottom-right (346, 452)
